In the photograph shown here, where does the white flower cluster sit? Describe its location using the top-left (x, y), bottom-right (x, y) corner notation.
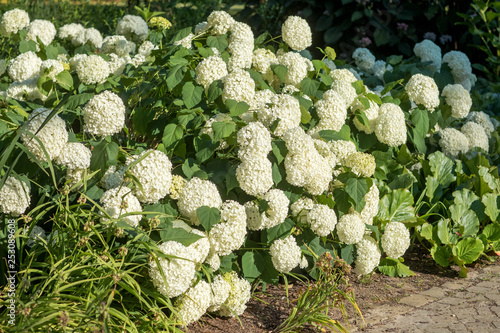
top-left (329, 140), bottom-right (356, 165)
top-left (252, 48), bottom-right (278, 83)
top-left (227, 22), bottom-right (254, 72)
top-left (258, 94), bottom-right (301, 137)
top-left (0, 8), bottom-right (30, 36)
top-left (128, 149), bottom-right (173, 204)
top-left (369, 60), bottom-right (392, 79)
top-left (336, 212), bottom-right (365, 245)
top-left (245, 189), bottom-right (289, 230)
top-left (207, 274), bottom-right (231, 312)
top-left (236, 122), bottom-right (273, 196)
top-left (176, 281), bottom-right (211, 326)
top-left (26, 19), bottom-right (56, 46)
top-left (8, 51), bottom-right (42, 82)
top-left (290, 197), bottom-right (314, 223)
top-left (352, 48), bottom-right (376, 72)
top-left (195, 56), bottom-right (228, 90)
top-left (405, 74), bottom-right (440, 111)
top-left (312, 89), bottom-right (347, 133)
top-left (277, 51), bottom-right (309, 87)
top-left (306, 204), bottom-right (337, 237)
top-left (270, 235), bottom-right (302, 273)
top-left (381, 222), bottom-right (410, 259)
top-left (177, 177), bottom-right (222, 225)
top-left (116, 15), bottom-right (148, 43)
top-left (187, 229), bottom-right (210, 264)
top-left (149, 241), bottom-right (197, 298)
top-left (0, 176), bottom-right (30, 216)
top-left (461, 122), bottom-right (488, 152)
top-left (207, 11), bottom-right (235, 36)
top-left (352, 98), bottom-right (379, 134)
top-left (442, 50), bottom-right (476, 91)
top-left (39, 59), bottom-right (64, 80)
top-left (374, 103), bottom-right (407, 146)
top-left (441, 84), bottom-right (472, 118)
top-left (330, 68), bottom-right (358, 83)
top-left (361, 183), bottom-right (379, 226)
top-left (102, 35), bottom-right (136, 57)
top-left (344, 152), bottom-right (376, 177)
top-left (174, 33), bottom-right (195, 49)
top-left (413, 39), bottom-right (442, 73)
top-left (354, 236), bottom-right (381, 275)
top-left (467, 111), bottom-right (494, 137)
top-left (209, 200), bottom-right (247, 256)
top-left (55, 142), bottom-right (92, 182)
top-left (6, 78), bottom-right (45, 101)
top-left (100, 187), bottom-right (142, 227)
top-left (73, 27), bottom-right (103, 49)
top-left (58, 23), bottom-right (84, 41)
top-left (281, 16), bottom-right (312, 52)
top-left (76, 55), bottom-right (111, 85)
top-left (222, 69), bottom-right (255, 106)
top-left (100, 166), bottom-right (125, 190)
top-left (20, 108), bottom-right (68, 162)
top-left (169, 174), bottom-right (187, 200)
top-left (283, 127), bottom-right (335, 195)
top-left (438, 128), bottom-right (469, 157)
top-left (216, 271), bottom-right (251, 317)
top-left (82, 90), bottom-right (125, 136)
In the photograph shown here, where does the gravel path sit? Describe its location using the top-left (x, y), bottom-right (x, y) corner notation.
top-left (352, 264), bottom-right (500, 333)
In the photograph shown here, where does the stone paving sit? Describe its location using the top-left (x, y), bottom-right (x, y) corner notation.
top-left (353, 264), bottom-right (500, 333)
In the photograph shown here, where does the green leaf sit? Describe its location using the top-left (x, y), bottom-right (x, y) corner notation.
top-left (431, 245), bottom-right (451, 267)
top-left (242, 251), bottom-right (265, 282)
top-left (272, 140), bottom-right (287, 165)
top-left (378, 258), bottom-right (415, 277)
top-left (478, 166), bottom-right (497, 195)
top-left (266, 218), bottom-right (294, 244)
top-left (166, 64), bottom-right (185, 90)
top-left (225, 165), bottom-right (239, 194)
top-left (412, 108), bottom-right (429, 137)
top-left (193, 137), bottom-right (216, 164)
top-left (162, 123), bottom-right (183, 150)
top-left (271, 64), bottom-right (287, 82)
top-left (318, 125), bottom-right (351, 141)
top-left (436, 219), bottom-right (451, 244)
top-left (381, 79), bottom-right (404, 96)
top-left (206, 35), bottom-right (228, 53)
top-left (207, 80), bottom-right (223, 102)
top-left (225, 99), bottom-right (250, 117)
top-left (181, 82), bottom-right (203, 109)
top-left (428, 151), bottom-right (456, 187)
top-left (272, 163), bottom-right (282, 186)
top-left (63, 92), bottom-right (94, 110)
top-left (340, 244), bottom-right (355, 265)
top-left (161, 227), bottom-right (202, 246)
top-left (90, 139), bottom-right (119, 178)
top-left (387, 55), bottom-right (403, 66)
top-left (482, 223), bottom-right (500, 242)
top-left (212, 121), bottom-right (235, 141)
top-left (19, 40), bottom-right (37, 53)
top-left (419, 223), bottom-right (435, 245)
top-left (55, 71), bottom-right (73, 90)
top-left (301, 77), bottom-right (320, 96)
top-left (345, 178), bottom-right (368, 212)
top-left (450, 204), bottom-right (479, 237)
top-left (453, 238), bottom-right (484, 264)
top-left (411, 128), bottom-right (427, 154)
top-left (482, 193), bottom-right (500, 222)
top-left (425, 175), bottom-right (442, 202)
top-left (378, 189), bottom-right (416, 223)
top-left (197, 206), bottom-right (221, 232)
top-left (44, 45), bottom-right (59, 59)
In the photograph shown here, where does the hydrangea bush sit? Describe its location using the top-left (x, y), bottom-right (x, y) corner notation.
top-left (1, 6), bottom-right (500, 331)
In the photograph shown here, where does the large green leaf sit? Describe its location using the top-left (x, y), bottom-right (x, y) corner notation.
top-left (90, 139), bottom-right (119, 178)
top-left (271, 64), bottom-right (287, 82)
top-left (166, 64), bottom-right (186, 90)
top-left (159, 227), bottom-right (202, 246)
top-left (453, 238), bottom-right (484, 264)
top-left (454, 188), bottom-right (486, 222)
top-left (162, 123), bottom-right (183, 150)
top-left (412, 108), bottom-right (429, 137)
top-left (431, 245), bottom-right (451, 267)
top-left (181, 82), bottom-right (203, 109)
top-left (225, 99), bottom-right (250, 117)
top-left (301, 77), bottom-right (320, 96)
top-left (378, 189), bottom-right (416, 223)
top-left (212, 121), bottom-right (235, 141)
top-left (436, 218), bottom-right (451, 244)
top-left (197, 206), bottom-right (221, 232)
top-left (428, 151), bottom-right (455, 187)
top-left (425, 175), bottom-right (442, 202)
top-left (345, 178), bottom-right (369, 212)
top-left (318, 125), bottom-right (351, 141)
top-left (482, 193), bottom-right (500, 222)
top-left (450, 204), bottom-right (479, 237)
top-left (265, 218), bottom-right (294, 244)
top-left (378, 258), bottom-right (415, 277)
top-left (482, 223), bottom-right (500, 242)
top-left (242, 251), bottom-right (265, 282)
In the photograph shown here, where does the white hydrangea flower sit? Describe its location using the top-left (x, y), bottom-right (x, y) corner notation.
top-left (369, 60), bottom-right (392, 79)
top-left (352, 48), bottom-right (375, 72)
top-left (0, 8), bottom-right (30, 36)
top-left (328, 81), bottom-right (357, 109)
top-left (26, 19), bottom-right (56, 46)
top-left (257, 94), bottom-right (301, 137)
top-left (330, 68), bottom-right (358, 83)
top-left (69, 54), bottom-right (88, 71)
top-left (73, 28), bottom-right (103, 49)
top-left (187, 229), bottom-right (210, 264)
top-left (442, 50), bottom-right (473, 82)
top-left (229, 22), bottom-right (253, 45)
top-left (138, 40), bottom-right (156, 56)
top-left (0, 176), bottom-right (30, 216)
top-left (174, 32), bottom-right (195, 49)
top-left (336, 212), bottom-right (365, 245)
top-left (176, 281), bottom-right (211, 326)
top-left (442, 84), bottom-right (472, 118)
top-left (381, 222), bottom-right (410, 259)
top-left (328, 140), bottom-right (356, 165)
top-left (207, 11), bottom-right (235, 36)
top-left (6, 78), bottom-right (46, 102)
top-left (25, 225), bottom-right (46, 248)
top-left (128, 149), bottom-right (173, 204)
top-left (461, 122), bottom-right (488, 153)
top-left (290, 197), bottom-right (314, 223)
top-left (149, 241), bottom-right (197, 298)
top-left (352, 98), bottom-right (379, 134)
top-left (205, 251), bottom-right (221, 271)
top-left (217, 271), bottom-right (251, 317)
top-left (438, 128), bottom-right (469, 157)
top-left (281, 16), bottom-right (312, 52)
top-left (169, 174), bottom-right (187, 200)
top-left (227, 41), bottom-right (253, 72)
top-left (361, 184), bottom-right (379, 224)
top-left (311, 90), bottom-right (347, 133)
top-left (108, 53), bottom-right (130, 76)
top-left (374, 103), bottom-right (407, 147)
top-left (207, 274), bottom-right (231, 312)
top-left (39, 59), bottom-right (64, 80)
top-left (405, 74), bottom-right (440, 111)
top-left (195, 21), bottom-right (210, 35)
top-left (20, 108), bottom-right (68, 162)
top-left (177, 177), bottom-right (222, 225)
top-left (278, 51), bottom-right (308, 87)
top-left (236, 157), bottom-right (273, 197)
top-left (76, 55), bottom-right (111, 85)
top-left (116, 14), bottom-right (148, 42)
top-left (209, 200), bottom-right (247, 256)
top-left (237, 121), bottom-right (272, 158)
top-left (100, 187), bottom-right (142, 227)
top-left (101, 35), bottom-right (135, 56)
top-left (8, 51), bottom-right (42, 82)
top-left (354, 235), bottom-right (381, 275)
top-left (270, 235), bottom-right (302, 273)
top-left (245, 189), bottom-right (290, 230)
top-left (100, 166), bottom-right (125, 190)
top-left (413, 39), bottom-right (442, 73)
top-left (58, 23), bottom-right (84, 40)
top-left (66, 168), bottom-right (87, 189)
top-left (252, 48), bottom-right (278, 76)
top-left (344, 152), bottom-right (376, 178)
top-left (195, 56), bottom-right (228, 90)
top-left (222, 69), bottom-right (255, 105)
top-left (55, 142), bottom-right (91, 170)
top-left (306, 204), bottom-right (337, 237)
top-left (467, 111), bottom-right (494, 137)
top-left (82, 90), bottom-right (125, 136)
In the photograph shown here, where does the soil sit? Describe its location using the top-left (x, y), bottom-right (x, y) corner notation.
top-left (186, 243), bottom-right (500, 333)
